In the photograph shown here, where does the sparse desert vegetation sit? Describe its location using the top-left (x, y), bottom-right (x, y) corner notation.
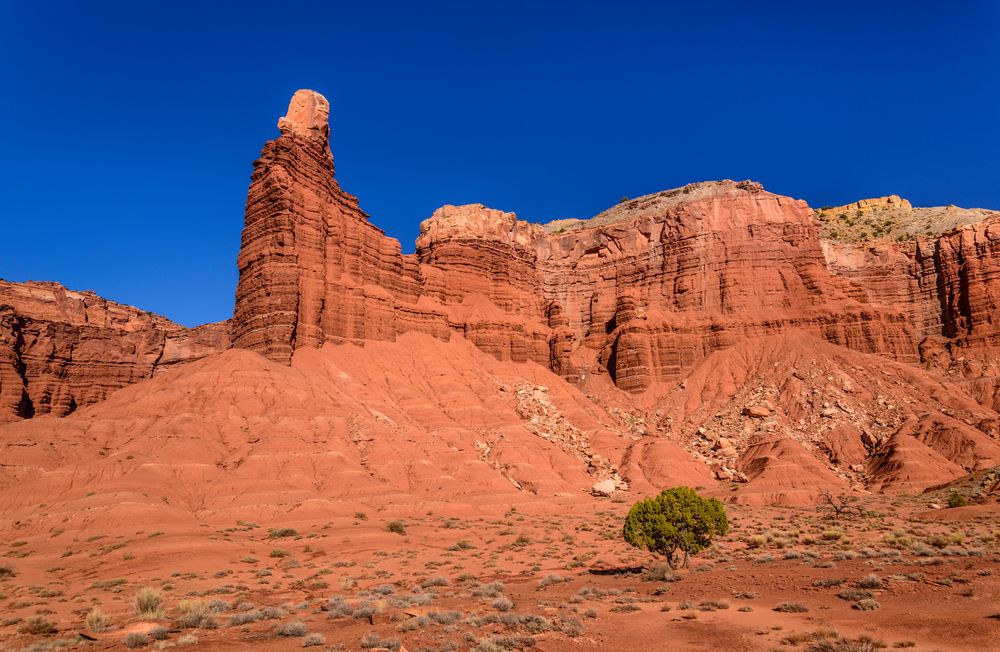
top-left (0, 484), bottom-right (996, 651)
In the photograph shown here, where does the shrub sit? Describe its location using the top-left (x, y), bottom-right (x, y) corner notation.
top-left (538, 574), bottom-right (565, 588)
top-left (472, 581), bottom-right (505, 597)
top-left (85, 608), bottom-right (111, 632)
top-left (428, 610), bottom-right (462, 625)
top-left (352, 601), bottom-right (377, 620)
top-left (132, 587), bottom-right (163, 616)
top-left (622, 486), bottom-right (729, 569)
top-left (303, 632), bottom-right (325, 647)
top-left (773, 602), bottom-right (809, 613)
top-left (420, 576), bottom-right (449, 589)
top-left (857, 574), bottom-right (882, 589)
top-left (0, 565), bottom-right (15, 578)
top-left (326, 596), bottom-right (353, 618)
top-left (277, 621), bottom-right (308, 636)
top-left (947, 491), bottom-right (968, 508)
top-left (492, 597), bottom-right (514, 611)
top-left (268, 527), bottom-right (299, 538)
top-left (641, 563), bottom-right (682, 582)
top-left (698, 599), bottom-right (730, 611)
top-left (361, 632), bottom-right (401, 650)
top-left (123, 632), bottom-right (150, 648)
top-left (386, 521), bottom-right (407, 535)
top-left (19, 616), bottom-right (57, 636)
top-left (176, 601), bottom-right (217, 629)
top-left (806, 635), bottom-right (885, 651)
top-left (560, 616), bottom-right (584, 636)
top-left (149, 626), bottom-right (170, 640)
top-left (853, 598), bottom-right (881, 611)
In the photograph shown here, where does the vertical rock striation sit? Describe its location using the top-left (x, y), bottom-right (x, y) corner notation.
top-left (0, 280), bottom-right (228, 422)
top-left (823, 218), bottom-right (1000, 411)
top-left (232, 90), bottom-right (932, 393)
top-left (231, 89), bottom-right (451, 363)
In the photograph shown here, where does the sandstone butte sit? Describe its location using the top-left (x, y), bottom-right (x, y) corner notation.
top-left (2, 88), bottom-right (1000, 513)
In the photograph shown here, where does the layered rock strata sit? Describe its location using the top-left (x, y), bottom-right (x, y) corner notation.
top-left (0, 280), bottom-right (228, 422)
top-left (824, 217), bottom-right (1000, 410)
top-left (232, 90), bottom-right (922, 391)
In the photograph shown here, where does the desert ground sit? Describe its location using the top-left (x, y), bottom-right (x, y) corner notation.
top-left (3, 479), bottom-right (999, 651)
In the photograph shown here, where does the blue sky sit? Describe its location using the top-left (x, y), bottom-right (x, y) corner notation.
top-left (2, 1), bottom-right (998, 326)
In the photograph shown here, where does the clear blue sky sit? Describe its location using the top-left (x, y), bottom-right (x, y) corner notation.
top-left (2, 1), bottom-right (998, 326)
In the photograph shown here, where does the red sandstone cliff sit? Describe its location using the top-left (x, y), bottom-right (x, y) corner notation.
top-left (3, 89), bottom-right (1000, 507)
top-left (823, 217), bottom-right (1000, 411)
top-left (0, 280), bottom-right (228, 422)
top-left (232, 91), bottom-right (920, 393)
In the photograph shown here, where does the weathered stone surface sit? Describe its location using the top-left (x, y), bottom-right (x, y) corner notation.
top-left (744, 406), bottom-right (771, 419)
top-left (0, 280), bottom-right (228, 422)
top-left (822, 216), bottom-right (1000, 411)
top-left (232, 90), bottom-right (923, 393)
top-left (591, 478), bottom-right (616, 496)
top-left (231, 90), bottom-right (452, 363)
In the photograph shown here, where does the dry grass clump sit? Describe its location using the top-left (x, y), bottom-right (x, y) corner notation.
top-left (698, 599), bottom-right (730, 611)
top-left (176, 599), bottom-right (218, 629)
top-left (492, 597), bottom-right (514, 611)
top-left (276, 620), bottom-right (308, 636)
top-left (806, 634), bottom-right (886, 651)
top-left (227, 606), bottom-right (288, 626)
top-left (123, 631), bottom-right (150, 648)
top-left (85, 607), bottom-right (111, 632)
top-left (538, 574), bottom-right (567, 588)
top-left (149, 625), bottom-right (170, 640)
top-left (420, 576), bottom-right (449, 589)
top-left (303, 632), bottom-right (325, 647)
top-left (361, 632), bottom-right (401, 650)
top-left (472, 581), bottom-right (505, 597)
top-left (19, 616), bottom-right (57, 636)
top-left (132, 587), bottom-right (163, 617)
top-left (852, 598), bottom-right (881, 611)
top-left (857, 574), bottom-right (882, 589)
top-left (641, 564), bottom-right (682, 582)
top-left (774, 602), bottom-right (809, 613)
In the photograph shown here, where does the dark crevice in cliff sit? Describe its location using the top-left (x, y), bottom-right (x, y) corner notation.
top-left (607, 335), bottom-right (620, 385)
top-left (933, 241), bottom-right (956, 339)
top-left (16, 390), bottom-right (34, 419)
top-left (7, 314), bottom-right (35, 419)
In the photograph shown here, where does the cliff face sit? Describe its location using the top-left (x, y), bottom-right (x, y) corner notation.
top-left (823, 218), bottom-right (1000, 410)
top-left (232, 90), bottom-right (923, 393)
top-left (230, 90), bottom-right (451, 364)
top-left (0, 280), bottom-right (228, 422)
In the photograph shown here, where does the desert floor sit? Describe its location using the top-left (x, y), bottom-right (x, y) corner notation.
top-left (3, 484), bottom-right (999, 652)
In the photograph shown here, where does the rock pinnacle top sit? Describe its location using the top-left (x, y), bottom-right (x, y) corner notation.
top-left (277, 89), bottom-right (330, 141)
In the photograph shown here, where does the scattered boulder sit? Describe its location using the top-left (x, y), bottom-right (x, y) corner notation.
top-left (591, 479), bottom-right (616, 497)
top-left (744, 405), bottom-right (771, 418)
